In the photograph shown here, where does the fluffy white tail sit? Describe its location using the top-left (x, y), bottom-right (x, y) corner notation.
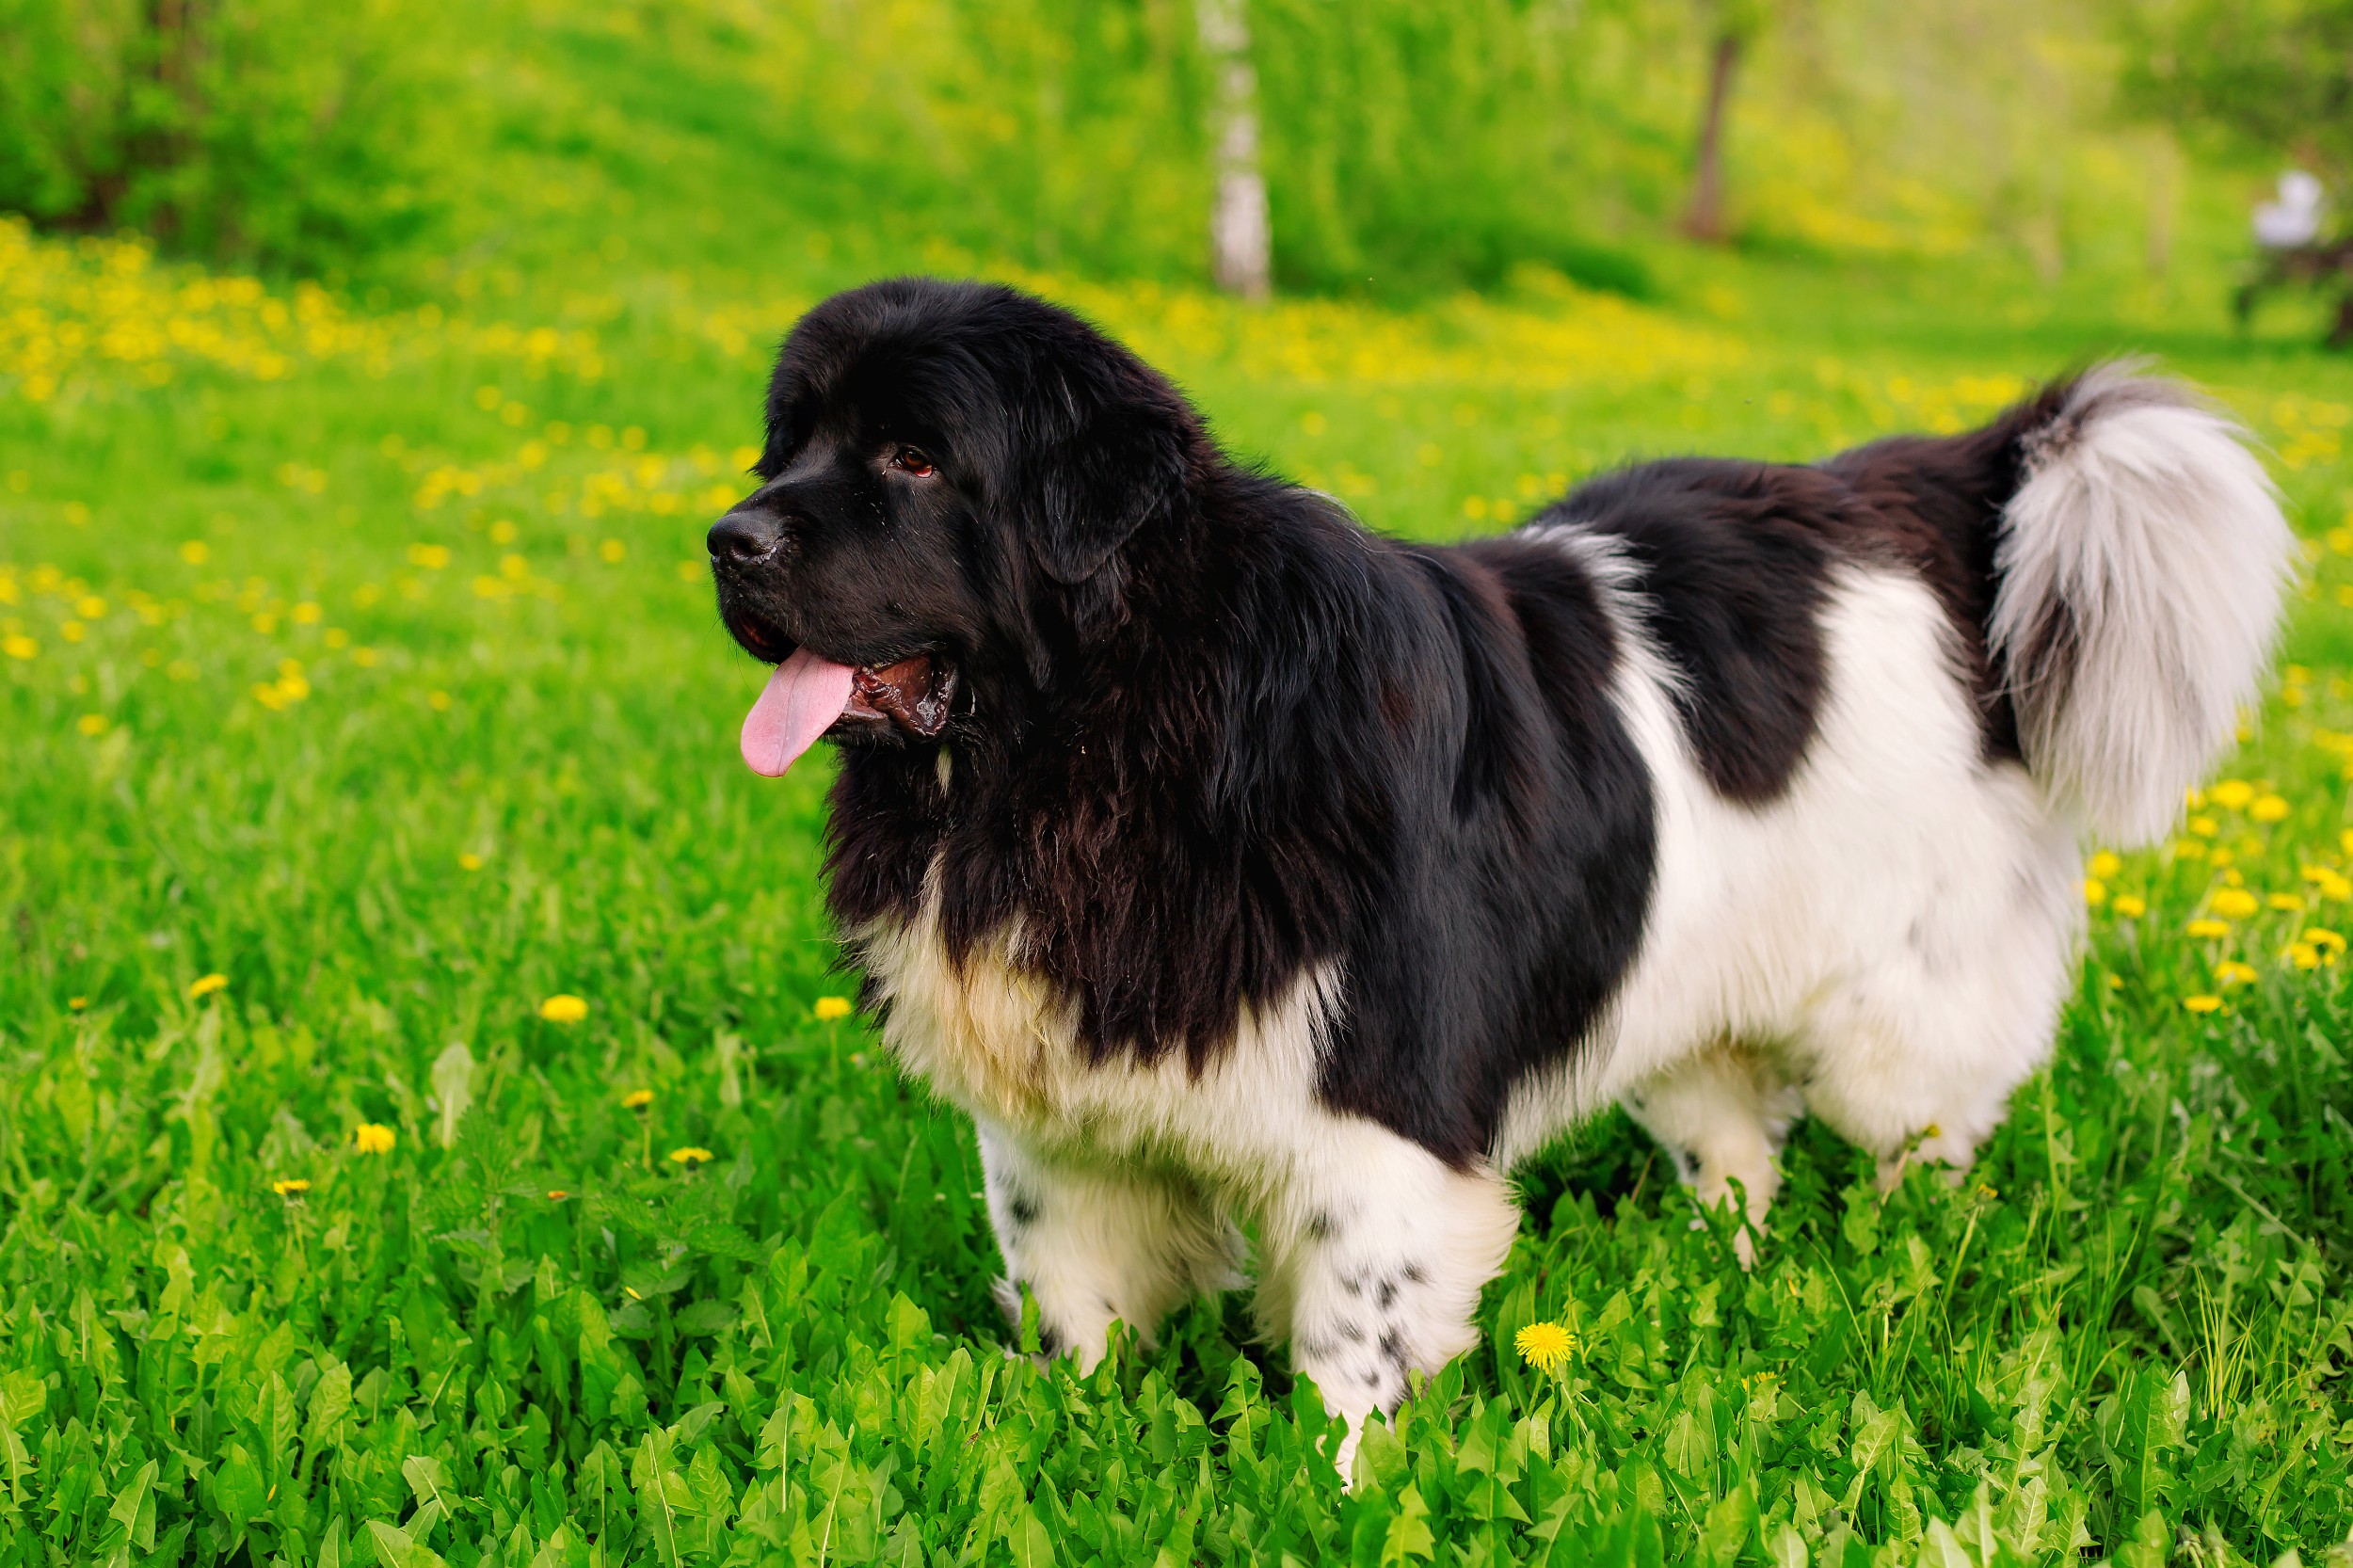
top-left (1989, 365), bottom-right (2295, 845)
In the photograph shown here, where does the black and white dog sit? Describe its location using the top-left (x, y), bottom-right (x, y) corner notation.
top-left (710, 279), bottom-right (2289, 1464)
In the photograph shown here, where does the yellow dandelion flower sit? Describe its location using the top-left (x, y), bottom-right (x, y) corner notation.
top-left (2318, 872), bottom-right (2353, 902)
top-left (2286, 942), bottom-right (2323, 970)
top-left (668, 1146), bottom-right (714, 1167)
top-left (2088, 851), bottom-right (2123, 880)
top-left (68, 997), bottom-right (88, 1010)
top-left (2250, 794), bottom-right (2291, 824)
top-left (2083, 878), bottom-right (2107, 907)
top-left (75, 713), bottom-right (106, 736)
top-left (188, 972), bottom-right (228, 1000)
top-left (2111, 895), bottom-right (2147, 919)
top-left (2187, 815), bottom-right (2220, 838)
top-left (547, 1189), bottom-right (569, 1201)
top-left (2209, 780), bottom-right (2254, 811)
top-left (2211, 888), bottom-right (2260, 920)
top-left (2173, 840), bottom-right (2207, 861)
top-left (353, 1123), bottom-right (396, 1155)
top-left (179, 541), bottom-right (210, 565)
top-left (813, 995), bottom-right (854, 1021)
top-left (2182, 995), bottom-right (2224, 1015)
top-left (1514, 1320), bottom-right (1575, 1375)
top-left (621, 1088), bottom-right (654, 1111)
top-left (538, 993), bottom-right (588, 1023)
top-left (271, 1178), bottom-right (311, 1197)
top-left (2215, 961), bottom-right (2258, 987)
top-left (2304, 927), bottom-right (2347, 954)
top-left (2267, 892), bottom-right (2307, 912)
top-left (458, 852), bottom-right (484, 871)
top-left (2185, 919), bottom-right (2231, 939)
top-left (2, 633), bottom-right (37, 660)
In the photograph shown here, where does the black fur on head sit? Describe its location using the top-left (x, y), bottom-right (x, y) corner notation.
top-left (712, 279), bottom-right (1199, 706)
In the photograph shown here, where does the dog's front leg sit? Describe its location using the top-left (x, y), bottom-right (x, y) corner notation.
top-left (1254, 1124), bottom-right (1521, 1479)
top-left (976, 1122), bottom-right (1243, 1368)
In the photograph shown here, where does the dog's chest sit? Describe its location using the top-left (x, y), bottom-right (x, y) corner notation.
top-left (854, 906), bottom-right (1082, 1133)
top-left (849, 895), bottom-right (1337, 1173)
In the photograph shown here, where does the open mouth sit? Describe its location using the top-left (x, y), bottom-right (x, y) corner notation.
top-left (840, 655), bottom-right (958, 738)
top-left (738, 644), bottom-right (959, 777)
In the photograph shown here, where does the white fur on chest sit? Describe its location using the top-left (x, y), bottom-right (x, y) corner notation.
top-left (852, 880), bottom-right (1342, 1187)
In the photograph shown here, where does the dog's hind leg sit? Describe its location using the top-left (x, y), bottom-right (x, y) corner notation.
top-left (977, 1123), bottom-right (1243, 1369)
top-left (1795, 830), bottom-right (2077, 1194)
top-left (1619, 1043), bottom-right (1804, 1265)
top-left (1254, 1121), bottom-right (1521, 1480)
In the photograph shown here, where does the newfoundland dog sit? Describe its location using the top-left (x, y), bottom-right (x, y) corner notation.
top-left (709, 278), bottom-right (2289, 1467)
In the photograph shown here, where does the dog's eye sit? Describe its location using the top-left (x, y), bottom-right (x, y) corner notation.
top-left (888, 445), bottom-right (936, 478)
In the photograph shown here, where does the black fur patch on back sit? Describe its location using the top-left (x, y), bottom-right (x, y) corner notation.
top-left (1545, 461), bottom-right (1836, 804)
top-left (1816, 376), bottom-right (2078, 764)
top-left (1309, 537), bottom-right (1657, 1160)
top-left (1538, 376), bottom-right (2084, 796)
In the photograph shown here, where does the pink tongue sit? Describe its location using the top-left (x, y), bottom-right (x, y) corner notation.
top-left (740, 647), bottom-right (856, 776)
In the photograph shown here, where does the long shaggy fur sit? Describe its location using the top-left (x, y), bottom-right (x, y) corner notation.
top-left (1989, 366), bottom-right (2294, 844)
top-left (704, 279), bottom-right (2293, 1471)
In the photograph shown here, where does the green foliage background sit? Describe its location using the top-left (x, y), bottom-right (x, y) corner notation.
top-left (0, 0), bottom-right (456, 279)
top-left (5, 1), bottom-right (2353, 1565)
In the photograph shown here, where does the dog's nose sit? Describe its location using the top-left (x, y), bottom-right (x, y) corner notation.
top-left (708, 510), bottom-right (782, 565)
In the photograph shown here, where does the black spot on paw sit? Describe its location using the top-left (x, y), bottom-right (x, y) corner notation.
top-left (1337, 1319), bottom-right (1366, 1343)
top-left (1305, 1210), bottom-right (1335, 1240)
top-left (1401, 1263), bottom-right (1427, 1285)
top-left (1005, 1191), bottom-right (1041, 1227)
top-left (1376, 1278), bottom-right (1397, 1310)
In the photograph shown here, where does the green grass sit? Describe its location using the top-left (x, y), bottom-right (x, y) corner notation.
top-left (9, 120), bottom-right (2353, 1568)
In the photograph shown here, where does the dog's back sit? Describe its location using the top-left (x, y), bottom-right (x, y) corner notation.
top-left (1481, 369), bottom-right (2290, 1214)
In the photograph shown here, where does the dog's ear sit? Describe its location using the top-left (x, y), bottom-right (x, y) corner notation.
top-left (1016, 360), bottom-right (1189, 586)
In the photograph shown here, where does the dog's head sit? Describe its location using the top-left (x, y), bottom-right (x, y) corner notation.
top-left (710, 279), bottom-right (1195, 776)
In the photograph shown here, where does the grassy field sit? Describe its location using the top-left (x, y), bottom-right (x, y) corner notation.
top-left (9, 146), bottom-right (2353, 1567)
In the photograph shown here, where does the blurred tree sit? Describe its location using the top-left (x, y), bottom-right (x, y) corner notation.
top-left (1198, 0), bottom-right (1272, 297)
top-left (1682, 0), bottom-right (1770, 242)
top-left (2122, 0), bottom-right (2353, 339)
top-left (2121, 0), bottom-right (2353, 185)
top-left (0, 0), bottom-right (453, 277)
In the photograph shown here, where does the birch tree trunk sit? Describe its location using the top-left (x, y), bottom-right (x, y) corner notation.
top-left (1197, 0), bottom-right (1271, 298)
